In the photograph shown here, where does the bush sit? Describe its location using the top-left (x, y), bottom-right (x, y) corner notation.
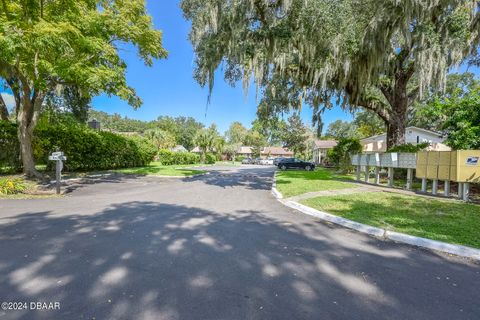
top-left (205, 153), bottom-right (216, 164)
top-left (0, 121), bottom-right (21, 173)
top-left (0, 177), bottom-right (26, 195)
top-left (328, 138), bottom-right (363, 172)
top-left (388, 142), bottom-right (430, 153)
top-left (236, 155), bottom-right (245, 162)
top-left (157, 149), bottom-right (200, 165)
top-left (34, 123), bottom-right (156, 171)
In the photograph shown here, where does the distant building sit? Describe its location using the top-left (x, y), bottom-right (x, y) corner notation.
top-left (171, 145), bottom-right (188, 153)
top-left (361, 126), bottom-right (451, 153)
top-left (260, 147), bottom-right (294, 158)
top-left (237, 146), bottom-right (253, 157)
top-left (87, 119), bottom-right (101, 130)
top-left (190, 146), bottom-right (202, 153)
top-left (312, 140), bottom-right (338, 165)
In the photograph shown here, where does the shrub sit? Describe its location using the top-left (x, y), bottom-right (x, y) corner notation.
top-left (157, 149), bottom-right (200, 165)
top-left (388, 142), bottom-right (430, 153)
top-left (236, 155), bottom-right (245, 162)
top-left (328, 138), bottom-right (363, 172)
top-left (205, 153), bottom-right (216, 164)
top-left (0, 177), bottom-right (26, 195)
top-left (0, 121), bottom-right (21, 173)
top-left (34, 123), bottom-right (156, 171)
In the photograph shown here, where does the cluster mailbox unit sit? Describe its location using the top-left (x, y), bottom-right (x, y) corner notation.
top-left (352, 151), bottom-right (480, 201)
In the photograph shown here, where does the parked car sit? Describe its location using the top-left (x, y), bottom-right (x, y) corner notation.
top-left (277, 158), bottom-right (315, 171)
top-left (241, 158), bottom-right (253, 164)
top-left (259, 158), bottom-right (274, 165)
top-left (253, 157), bottom-right (262, 165)
top-left (273, 157), bottom-right (286, 165)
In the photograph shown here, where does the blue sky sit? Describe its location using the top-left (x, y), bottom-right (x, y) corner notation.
top-left (90, 1), bottom-right (353, 134)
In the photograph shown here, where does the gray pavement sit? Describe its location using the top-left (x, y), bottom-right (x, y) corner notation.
top-left (0, 165), bottom-right (478, 320)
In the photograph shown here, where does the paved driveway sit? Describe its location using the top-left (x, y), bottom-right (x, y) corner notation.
top-left (0, 165), bottom-right (479, 320)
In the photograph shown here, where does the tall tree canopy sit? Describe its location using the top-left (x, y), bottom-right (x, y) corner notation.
top-left (182, 0), bottom-right (479, 148)
top-left (0, 0), bottom-right (167, 177)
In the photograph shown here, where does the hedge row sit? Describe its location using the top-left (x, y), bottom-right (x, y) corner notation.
top-left (156, 149), bottom-right (217, 165)
top-left (157, 149), bottom-right (200, 165)
top-left (0, 121), bottom-right (157, 172)
top-left (35, 125), bottom-right (157, 171)
top-left (0, 121), bottom-right (21, 173)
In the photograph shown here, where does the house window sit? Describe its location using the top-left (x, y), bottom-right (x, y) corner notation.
top-left (416, 136), bottom-right (419, 144)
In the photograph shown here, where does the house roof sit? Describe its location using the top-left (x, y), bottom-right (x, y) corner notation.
top-left (190, 146), bottom-right (202, 153)
top-left (237, 146), bottom-right (253, 154)
top-left (360, 126), bottom-right (443, 142)
top-left (313, 140), bottom-right (338, 149)
top-left (261, 147), bottom-right (294, 156)
top-left (171, 145), bottom-right (187, 152)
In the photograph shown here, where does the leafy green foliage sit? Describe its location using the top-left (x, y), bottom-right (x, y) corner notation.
top-left (144, 129), bottom-right (176, 150)
top-left (182, 0), bottom-right (477, 147)
top-left (205, 153), bottom-right (216, 164)
top-left (388, 142), bottom-right (430, 153)
top-left (0, 0), bottom-right (167, 176)
top-left (0, 121), bottom-right (21, 172)
top-left (281, 113), bottom-right (307, 156)
top-left (157, 149), bottom-right (200, 166)
top-left (34, 122), bottom-right (156, 171)
top-left (0, 177), bottom-right (26, 195)
top-left (328, 138), bottom-right (362, 172)
top-left (325, 120), bottom-right (359, 139)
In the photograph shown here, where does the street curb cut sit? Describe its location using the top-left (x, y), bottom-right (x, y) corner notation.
top-left (273, 185), bottom-right (480, 261)
top-left (271, 172), bottom-right (283, 199)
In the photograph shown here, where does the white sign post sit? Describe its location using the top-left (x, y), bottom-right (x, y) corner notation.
top-left (48, 152), bottom-right (67, 194)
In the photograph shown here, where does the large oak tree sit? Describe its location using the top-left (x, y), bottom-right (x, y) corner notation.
top-left (0, 0), bottom-right (167, 177)
top-left (182, 0), bottom-right (479, 148)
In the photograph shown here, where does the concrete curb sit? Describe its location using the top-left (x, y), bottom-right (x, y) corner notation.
top-left (271, 172), bottom-right (283, 199)
top-left (273, 185), bottom-right (480, 261)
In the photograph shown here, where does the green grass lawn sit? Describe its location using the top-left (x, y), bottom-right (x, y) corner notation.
top-left (301, 192), bottom-right (480, 248)
top-left (114, 162), bottom-right (206, 176)
top-left (275, 167), bottom-right (357, 198)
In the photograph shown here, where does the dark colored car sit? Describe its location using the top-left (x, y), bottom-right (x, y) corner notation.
top-left (277, 158), bottom-right (315, 171)
top-left (273, 157), bottom-right (287, 166)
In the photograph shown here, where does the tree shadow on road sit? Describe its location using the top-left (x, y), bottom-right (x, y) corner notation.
top-left (0, 201), bottom-right (479, 320)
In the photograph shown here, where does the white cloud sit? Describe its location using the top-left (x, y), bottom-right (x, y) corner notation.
top-left (1, 92), bottom-right (15, 110)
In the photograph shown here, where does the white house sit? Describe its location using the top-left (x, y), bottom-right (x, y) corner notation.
top-left (312, 140), bottom-right (338, 165)
top-left (361, 126), bottom-right (451, 153)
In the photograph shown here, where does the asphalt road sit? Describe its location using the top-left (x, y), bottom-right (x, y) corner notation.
top-left (0, 165), bottom-right (479, 320)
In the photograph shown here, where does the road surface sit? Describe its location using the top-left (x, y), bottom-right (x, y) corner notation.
top-left (0, 165), bottom-right (478, 319)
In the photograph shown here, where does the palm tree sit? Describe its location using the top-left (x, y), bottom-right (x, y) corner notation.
top-left (194, 129), bottom-right (215, 163)
top-left (144, 129), bottom-right (176, 150)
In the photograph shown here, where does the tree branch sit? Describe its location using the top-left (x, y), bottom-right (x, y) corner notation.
top-left (0, 92), bottom-right (9, 120)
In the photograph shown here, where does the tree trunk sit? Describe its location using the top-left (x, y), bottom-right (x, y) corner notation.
top-left (0, 95), bottom-right (9, 121)
top-left (17, 94), bottom-right (44, 179)
top-left (383, 68), bottom-right (411, 149)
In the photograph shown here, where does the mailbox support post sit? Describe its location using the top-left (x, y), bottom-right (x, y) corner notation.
top-left (364, 166), bottom-right (369, 183)
top-left (458, 183), bottom-right (464, 199)
top-left (444, 181), bottom-right (450, 196)
top-left (421, 178), bottom-right (427, 192)
top-left (356, 166), bottom-right (361, 181)
top-left (406, 168), bottom-right (413, 190)
top-left (432, 180), bottom-right (438, 195)
top-left (463, 183), bottom-right (470, 201)
top-left (374, 167), bottom-right (380, 185)
top-left (387, 167), bottom-right (394, 187)
top-left (55, 160), bottom-right (62, 194)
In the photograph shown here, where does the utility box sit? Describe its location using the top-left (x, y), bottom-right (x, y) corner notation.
top-left (438, 151), bottom-right (451, 180)
top-left (368, 153), bottom-right (381, 166)
top-left (416, 151), bottom-right (428, 179)
top-left (398, 153), bottom-right (416, 169)
top-left (450, 150), bottom-right (480, 183)
top-left (426, 152), bottom-right (440, 179)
